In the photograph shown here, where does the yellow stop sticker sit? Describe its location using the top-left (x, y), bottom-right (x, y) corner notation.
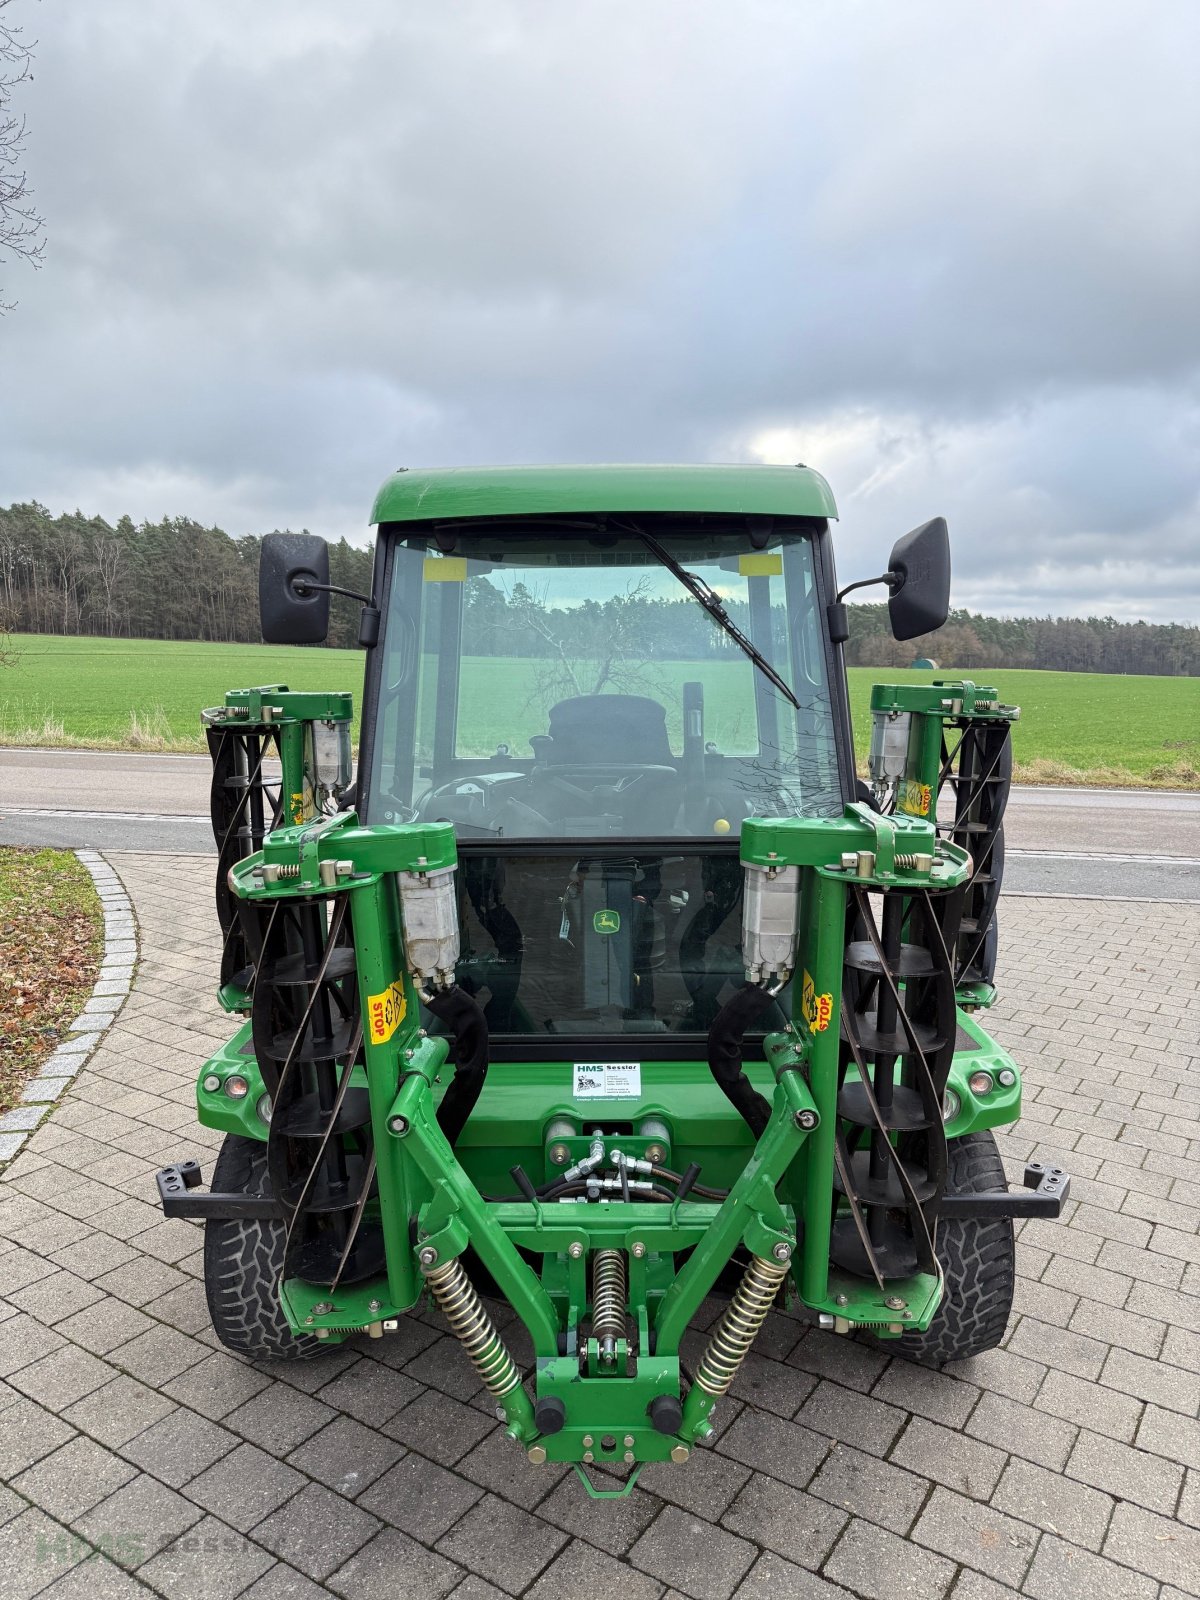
top-left (367, 977), bottom-right (407, 1045)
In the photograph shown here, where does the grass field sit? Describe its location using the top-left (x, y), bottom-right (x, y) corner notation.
top-left (2, 633), bottom-right (1196, 786)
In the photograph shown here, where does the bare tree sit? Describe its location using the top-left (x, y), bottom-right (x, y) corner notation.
top-left (1, 0), bottom-right (43, 310)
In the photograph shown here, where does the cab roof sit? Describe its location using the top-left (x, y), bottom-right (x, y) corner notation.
top-left (370, 463), bottom-right (838, 526)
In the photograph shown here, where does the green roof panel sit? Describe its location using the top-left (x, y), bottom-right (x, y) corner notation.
top-left (369, 464), bottom-right (838, 526)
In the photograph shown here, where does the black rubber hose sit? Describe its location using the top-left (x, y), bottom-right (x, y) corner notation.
top-left (424, 985), bottom-right (489, 1147)
top-left (706, 982), bottom-right (776, 1139)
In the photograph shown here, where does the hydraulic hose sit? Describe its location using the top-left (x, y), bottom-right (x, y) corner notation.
top-left (424, 985), bottom-right (489, 1147)
top-left (706, 982), bottom-right (776, 1139)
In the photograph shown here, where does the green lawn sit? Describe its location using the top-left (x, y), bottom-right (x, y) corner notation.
top-left (2, 634), bottom-right (1196, 785)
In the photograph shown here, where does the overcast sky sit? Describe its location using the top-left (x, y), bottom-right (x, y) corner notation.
top-left (3, 0), bottom-right (1198, 621)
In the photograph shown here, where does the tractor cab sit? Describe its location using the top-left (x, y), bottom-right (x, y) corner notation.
top-left (361, 494), bottom-right (844, 1044)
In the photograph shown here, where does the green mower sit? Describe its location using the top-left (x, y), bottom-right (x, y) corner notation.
top-left (157, 465), bottom-right (1068, 1491)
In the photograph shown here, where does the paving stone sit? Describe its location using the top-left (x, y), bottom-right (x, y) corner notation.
top-left (73, 1471), bottom-right (204, 1570)
top-left (62, 1373), bottom-right (176, 1449)
top-left (809, 1442), bottom-right (928, 1535)
top-left (1103, 1500), bottom-right (1200, 1593)
top-left (240, 1565), bottom-right (333, 1600)
top-left (456, 1421), bottom-right (569, 1509)
top-left (40, 1552), bottom-right (155, 1599)
top-left (1008, 1314), bottom-right (1109, 1380)
top-left (382, 1387), bottom-right (494, 1466)
top-left (184, 1441), bottom-right (307, 1532)
top-left (0, 1310), bottom-right (67, 1377)
top-left (9, 1341), bottom-right (114, 1410)
top-left (712, 1405), bottom-right (830, 1490)
top-left (1136, 1401), bottom-right (1200, 1470)
top-left (121, 1406), bottom-right (239, 1488)
top-left (1035, 1368), bottom-right (1143, 1443)
top-left (528, 1539), bottom-right (665, 1600)
top-left (328, 1527), bottom-right (463, 1600)
top-left (639, 1443), bottom-right (752, 1519)
top-left (892, 1416), bottom-right (1005, 1500)
top-left (253, 1482), bottom-right (382, 1583)
top-left (314, 1354), bottom-right (422, 1426)
top-left (629, 1504), bottom-right (758, 1600)
top-left (436, 1493), bottom-right (567, 1596)
top-left (947, 1576), bottom-right (1021, 1600)
top-left (795, 1381), bottom-right (907, 1457)
top-left (109, 1323), bottom-right (206, 1388)
top-left (224, 1384), bottom-right (338, 1454)
top-left (911, 1485), bottom-right (1039, 1589)
top-left (965, 1390), bottom-right (1076, 1469)
top-left (286, 1415), bottom-right (405, 1498)
top-left (720, 1471), bottom-right (849, 1570)
top-left (54, 1297), bottom-right (154, 1355)
top-left (1101, 1344), bottom-right (1200, 1415)
top-left (12, 1433), bottom-right (138, 1523)
top-left (357, 1450), bottom-right (481, 1540)
top-left (1066, 1427), bottom-right (1185, 1513)
top-left (9, 1268), bottom-right (104, 1326)
top-left (2, 1505), bottom-right (92, 1594)
top-left (870, 1360), bottom-right (978, 1427)
top-left (786, 1329), bottom-right (889, 1394)
top-left (992, 1456), bottom-right (1114, 1550)
top-left (161, 1351), bottom-right (272, 1419)
top-left (823, 1517), bottom-right (956, 1600)
top-left (733, 1552), bottom-right (855, 1599)
top-left (536, 1468), bottom-right (663, 1555)
top-left (137, 1512), bottom-right (276, 1600)
top-left (1023, 1533), bottom-right (1158, 1600)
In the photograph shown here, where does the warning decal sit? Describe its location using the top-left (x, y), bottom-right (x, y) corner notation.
top-left (800, 969), bottom-right (834, 1034)
top-left (898, 780), bottom-right (932, 818)
top-left (367, 977), bottom-right (408, 1045)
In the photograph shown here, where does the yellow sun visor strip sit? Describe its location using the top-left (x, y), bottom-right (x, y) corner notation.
top-left (738, 553), bottom-right (783, 577)
top-left (423, 556), bottom-right (468, 582)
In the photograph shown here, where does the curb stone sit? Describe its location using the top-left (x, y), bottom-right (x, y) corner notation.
top-left (0, 849), bottom-right (137, 1165)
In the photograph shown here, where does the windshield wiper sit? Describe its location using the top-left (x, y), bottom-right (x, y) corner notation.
top-left (629, 526), bottom-right (801, 711)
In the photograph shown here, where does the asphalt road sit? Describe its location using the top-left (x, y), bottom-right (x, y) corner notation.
top-left (2, 747), bottom-right (1198, 899)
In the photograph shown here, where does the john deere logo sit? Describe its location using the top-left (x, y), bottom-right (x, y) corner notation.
top-left (593, 909), bottom-right (621, 934)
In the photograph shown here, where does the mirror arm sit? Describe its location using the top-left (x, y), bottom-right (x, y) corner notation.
top-left (291, 579), bottom-right (375, 607)
top-left (835, 571), bottom-right (900, 605)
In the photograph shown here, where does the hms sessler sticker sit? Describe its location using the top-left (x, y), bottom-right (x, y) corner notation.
top-left (573, 1063), bottom-right (642, 1100)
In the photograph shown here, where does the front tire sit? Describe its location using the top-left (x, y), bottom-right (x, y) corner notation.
top-left (203, 1133), bottom-right (325, 1361)
top-left (897, 1129), bottom-right (1016, 1366)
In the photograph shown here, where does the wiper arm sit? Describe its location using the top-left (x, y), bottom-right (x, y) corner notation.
top-left (631, 526), bottom-right (801, 711)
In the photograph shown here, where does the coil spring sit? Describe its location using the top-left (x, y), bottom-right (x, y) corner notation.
top-left (894, 852), bottom-right (934, 872)
top-left (694, 1254), bottom-right (788, 1397)
top-left (275, 864), bottom-right (301, 880)
top-left (592, 1249), bottom-right (627, 1366)
top-left (424, 1258), bottom-right (522, 1398)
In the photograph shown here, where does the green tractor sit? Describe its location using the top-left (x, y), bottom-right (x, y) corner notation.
top-left (157, 465), bottom-right (1067, 1490)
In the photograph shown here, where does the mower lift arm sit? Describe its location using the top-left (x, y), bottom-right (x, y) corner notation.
top-left (939, 1162), bottom-right (1070, 1220)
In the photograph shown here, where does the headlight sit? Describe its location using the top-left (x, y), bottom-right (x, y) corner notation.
top-left (202, 1074), bottom-right (221, 1094)
top-left (942, 1089), bottom-right (960, 1122)
top-left (968, 1071), bottom-right (994, 1096)
top-left (224, 1074), bottom-right (250, 1100)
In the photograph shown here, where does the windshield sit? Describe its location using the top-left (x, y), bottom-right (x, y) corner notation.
top-left (368, 524), bottom-right (840, 840)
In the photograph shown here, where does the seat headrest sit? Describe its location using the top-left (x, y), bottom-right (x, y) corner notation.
top-left (545, 695), bottom-right (673, 765)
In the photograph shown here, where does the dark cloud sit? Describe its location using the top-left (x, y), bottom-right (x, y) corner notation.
top-left (3, 0), bottom-right (1197, 621)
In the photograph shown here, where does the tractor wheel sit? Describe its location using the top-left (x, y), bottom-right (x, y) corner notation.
top-left (203, 1134), bottom-right (324, 1361)
top-left (894, 1129), bottom-right (1016, 1366)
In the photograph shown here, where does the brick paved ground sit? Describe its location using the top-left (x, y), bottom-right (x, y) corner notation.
top-left (2, 851), bottom-right (1198, 1600)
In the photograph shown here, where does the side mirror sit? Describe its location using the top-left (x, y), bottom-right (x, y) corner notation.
top-left (887, 517), bottom-right (951, 641)
top-left (259, 533), bottom-right (331, 644)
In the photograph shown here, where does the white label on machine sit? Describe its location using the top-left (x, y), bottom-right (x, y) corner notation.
top-left (573, 1063), bottom-right (642, 1100)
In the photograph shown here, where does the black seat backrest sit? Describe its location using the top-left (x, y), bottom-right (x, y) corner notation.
top-left (543, 695), bottom-right (674, 765)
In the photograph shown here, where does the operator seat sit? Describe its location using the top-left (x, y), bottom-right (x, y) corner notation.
top-left (529, 694), bottom-right (681, 831)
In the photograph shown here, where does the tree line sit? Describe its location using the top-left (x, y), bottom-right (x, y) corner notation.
top-left (1, 501), bottom-right (1196, 675)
